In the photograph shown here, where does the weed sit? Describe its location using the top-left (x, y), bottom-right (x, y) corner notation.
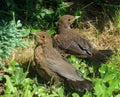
top-left (0, 13), bottom-right (30, 59)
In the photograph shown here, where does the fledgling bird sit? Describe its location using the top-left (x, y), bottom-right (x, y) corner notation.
top-left (33, 32), bottom-right (93, 91)
top-left (54, 15), bottom-right (113, 62)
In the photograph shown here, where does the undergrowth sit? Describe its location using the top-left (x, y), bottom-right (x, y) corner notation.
top-left (0, 50), bottom-right (119, 97)
top-left (0, 13), bottom-right (30, 59)
top-left (0, 0), bottom-right (120, 97)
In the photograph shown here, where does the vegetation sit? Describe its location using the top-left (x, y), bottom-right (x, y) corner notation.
top-left (0, 12), bottom-right (30, 59)
top-left (0, 0), bottom-right (120, 97)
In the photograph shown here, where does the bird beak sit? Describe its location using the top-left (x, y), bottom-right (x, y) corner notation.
top-left (30, 32), bottom-right (40, 39)
top-left (30, 32), bottom-right (39, 41)
top-left (30, 32), bottom-right (45, 44)
top-left (75, 16), bottom-right (80, 19)
top-left (30, 33), bottom-right (37, 36)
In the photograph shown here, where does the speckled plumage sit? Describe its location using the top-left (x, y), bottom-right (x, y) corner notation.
top-left (54, 15), bottom-right (113, 62)
top-left (34, 32), bottom-right (93, 91)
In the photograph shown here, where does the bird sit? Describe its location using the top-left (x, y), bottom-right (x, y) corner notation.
top-left (33, 32), bottom-right (93, 91)
top-left (54, 15), bottom-right (113, 62)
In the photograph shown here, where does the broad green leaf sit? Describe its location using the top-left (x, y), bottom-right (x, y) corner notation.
top-left (72, 93), bottom-right (79, 97)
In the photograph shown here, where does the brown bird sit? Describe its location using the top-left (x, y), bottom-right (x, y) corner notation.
top-left (33, 32), bottom-right (93, 91)
top-left (54, 15), bottom-right (113, 62)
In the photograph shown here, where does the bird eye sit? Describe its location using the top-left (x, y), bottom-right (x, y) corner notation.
top-left (68, 19), bottom-right (70, 21)
top-left (42, 36), bottom-right (45, 38)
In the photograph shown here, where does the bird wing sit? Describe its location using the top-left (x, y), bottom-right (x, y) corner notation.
top-left (73, 36), bottom-right (93, 56)
top-left (65, 40), bottom-right (90, 56)
top-left (45, 52), bottom-right (84, 81)
top-left (45, 51), bottom-right (93, 91)
top-left (55, 32), bottom-right (93, 56)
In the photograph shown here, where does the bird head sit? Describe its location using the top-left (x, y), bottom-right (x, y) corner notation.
top-left (58, 15), bottom-right (80, 29)
top-left (31, 32), bottom-right (52, 46)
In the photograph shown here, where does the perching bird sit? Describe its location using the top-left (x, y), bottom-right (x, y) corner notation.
top-left (54, 15), bottom-right (113, 62)
top-left (33, 32), bottom-right (93, 91)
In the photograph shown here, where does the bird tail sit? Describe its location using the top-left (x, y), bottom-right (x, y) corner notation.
top-left (89, 50), bottom-right (113, 62)
top-left (66, 79), bottom-right (93, 92)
